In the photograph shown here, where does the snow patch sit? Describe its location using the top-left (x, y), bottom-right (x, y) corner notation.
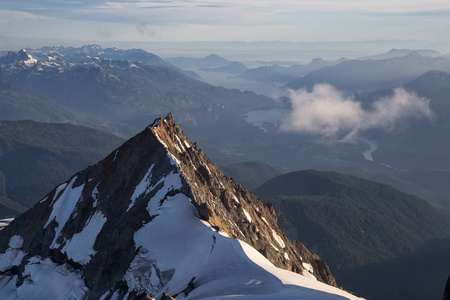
top-left (302, 262), bottom-right (314, 273)
top-left (61, 211), bottom-right (107, 265)
top-left (270, 242), bottom-right (280, 252)
top-left (127, 164), bottom-right (155, 212)
top-left (182, 139), bottom-right (191, 149)
top-left (0, 236), bottom-right (26, 272)
top-left (127, 163), bottom-right (182, 216)
top-left (175, 135), bottom-right (186, 152)
top-left (243, 208), bottom-right (252, 223)
top-left (9, 235), bottom-right (24, 249)
top-left (92, 183), bottom-right (100, 208)
top-left (0, 257), bottom-right (87, 299)
top-left (145, 171), bottom-right (183, 217)
top-left (99, 291), bottom-right (110, 300)
top-left (272, 230), bottom-right (285, 249)
top-left (0, 218), bottom-right (14, 228)
top-left (50, 182), bottom-right (68, 206)
top-left (204, 164), bottom-right (212, 175)
top-left (173, 141), bottom-right (183, 153)
top-left (124, 248), bottom-right (168, 296)
top-left (23, 57), bottom-right (37, 66)
top-left (43, 177), bottom-right (85, 249)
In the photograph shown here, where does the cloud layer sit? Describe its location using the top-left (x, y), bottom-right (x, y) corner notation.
top-left (281, 84), bottom-right (434, 141)
top-left (1, 0), bottom-right (450, 44)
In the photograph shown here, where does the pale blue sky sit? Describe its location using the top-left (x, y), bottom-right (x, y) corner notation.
top-left (1, 0), bottom-right (450, 58)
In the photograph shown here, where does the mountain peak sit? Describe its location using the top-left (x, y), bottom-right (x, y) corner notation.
top-left (310, 57), bottom-right (326, 63)
top-left (151, 112), bottom-right (175, 128)
top-left (0, 115), bottom-right (355, 299)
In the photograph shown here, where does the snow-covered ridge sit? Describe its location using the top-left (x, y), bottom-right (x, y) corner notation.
top-left (0, 45), bottom-right (170, 76)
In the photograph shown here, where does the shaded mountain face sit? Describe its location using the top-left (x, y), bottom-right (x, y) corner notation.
top-left (220, 161), bottom-right (282, 190)
top-left (0, 114), bottom-right (355, 299)
top-left (0, 171), bottom-right (25, 217)
top-left (0, 120), bottom-right (125, 213)
top-left (0, 80), bottom-right (135, 137)
top-left (254, 169), bottom-right (450, 271)
top-left (254, 169), bottom-right (450, 299)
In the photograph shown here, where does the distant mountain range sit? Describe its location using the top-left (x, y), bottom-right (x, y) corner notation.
top-left (359, 48), bottom-right (441, 60)
top-left (25, 44), bottom-right (201, 80)
top-left (237, 58), bottom-right (346, 83)
top-left (0, 47), bottom-right (278, 135)
top-left (199, 61), bottom-right (248, 73)
top-left (166, 54), bottom-right (231, 69)
top-left (26, 44), bottom-right (171, 65)
top-left (283, 53), bottom-right (450, 92)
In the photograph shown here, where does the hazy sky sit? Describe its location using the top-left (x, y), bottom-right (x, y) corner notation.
top-left (1, 0), bottom-right (450, 56)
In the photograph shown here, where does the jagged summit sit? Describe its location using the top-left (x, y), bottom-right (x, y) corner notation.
top-left (150, 114), bottom-right (334, 276)
top-left (0, 114), bottom-right (359, 299)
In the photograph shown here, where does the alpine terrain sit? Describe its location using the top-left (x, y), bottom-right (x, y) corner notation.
top-left (0, 114), bottom-right (360, 299)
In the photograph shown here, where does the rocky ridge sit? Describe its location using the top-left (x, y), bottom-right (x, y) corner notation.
top-left (0, 114), bottom-right (345, 299)
top-left (151, 114), bottom-right (336, 284)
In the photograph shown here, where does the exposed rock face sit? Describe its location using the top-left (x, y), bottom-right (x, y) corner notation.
top-left (0, 113), bottom-right (340, 299)
top-left (153, 114), bottom-right (335, 284)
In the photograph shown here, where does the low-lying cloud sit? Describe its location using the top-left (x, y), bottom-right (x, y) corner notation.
top-left (281, 84), bottom-right (434, 141)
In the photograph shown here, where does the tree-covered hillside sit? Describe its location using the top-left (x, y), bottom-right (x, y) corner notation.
top-left (0, 120), bottom-right (125, 215)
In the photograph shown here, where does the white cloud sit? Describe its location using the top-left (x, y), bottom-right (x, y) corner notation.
top-left (281, 84), bottom-right (434, 141)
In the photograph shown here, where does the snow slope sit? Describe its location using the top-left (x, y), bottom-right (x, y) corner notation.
top-left (129, 186), bottom-right (361, 299)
